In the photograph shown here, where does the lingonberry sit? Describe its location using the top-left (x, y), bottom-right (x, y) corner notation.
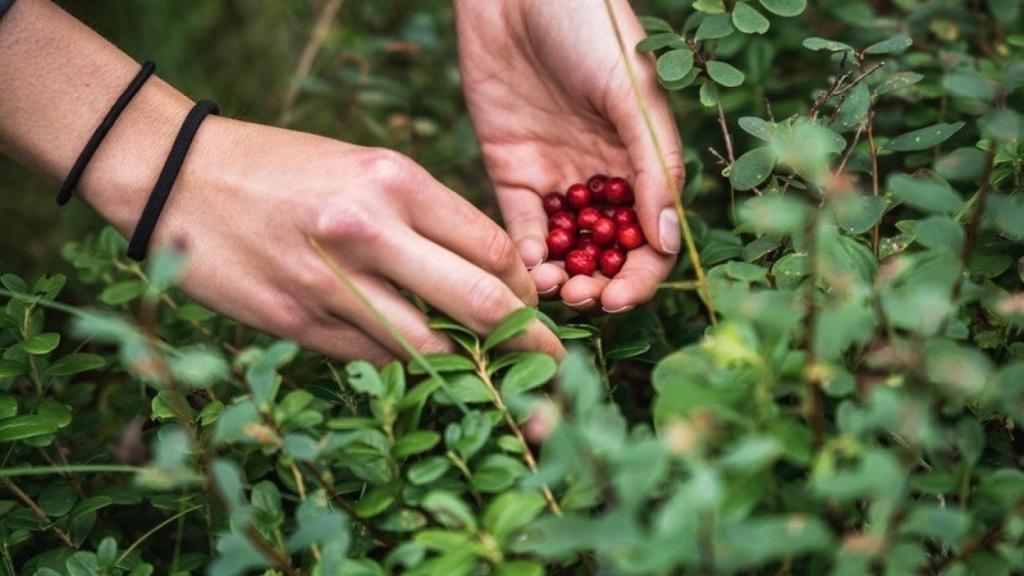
top-left (606, 177), bottom-right (634, 205)
top-left (587, 174), bottom-right (608, 204)
top-left (565, 249), bottom-right (597, 277)
top-left (600, 247), bottom-right (626, 277)
top-left (566, 183), bottom-right (591, 210)
top-left (592, 217), bottom-right (617, 247)
top-left (577, 236), bottom-right (601, 259)
top-left (546, 228), bottom-right (575, 259)
top-left (542, 192), bottom-right (567, 215)
top-left (617, 223), bottom-right (646, 250)
top-left (613, 206), bottom-right (637, 227)
top-left (577, 207), bottom-right (602, 231)
top-left (548, 211), bottom-right (576, 233)
top-left (602, 205), bottom-right (617, 218)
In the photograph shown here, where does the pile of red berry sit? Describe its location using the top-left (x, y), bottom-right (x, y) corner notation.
top-left (544, 175), bottom-right (646, 278)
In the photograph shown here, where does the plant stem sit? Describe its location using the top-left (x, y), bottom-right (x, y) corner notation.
top-left (866, 109), bottom-right (881, 257)
top-left (2, 477), bottom-right (75, 547)
top-left (472, 353), bottom-right (562, 517)
top-left (279, 0), bottom-right (345, 125)
top-left (602, 0), bottom-right (717, 324)
top-left (117, 504), bottom-right (203, 566)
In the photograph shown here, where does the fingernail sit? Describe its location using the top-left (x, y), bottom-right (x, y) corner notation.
top-left (566, 298), bottom-right (595, 309)
top-left (659, 208), bottom-right (681, 255)
top-left (602, 305), bottom-right (635, 314)
top-left (538, 285), bottom-right (560, 298)
top-left (520, 238), bottom-right (546, 269)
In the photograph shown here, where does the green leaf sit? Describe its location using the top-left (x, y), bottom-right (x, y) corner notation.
top-left (693, 0), bottom-right (726, 13)
top-left (40, 482), bottom-right (78, 517)
top-left (943, 71), bottom-right (996, 101)
top-left (936, 147), bottom-right (988, 182)
top-left (864, 34), bottom-right (912, 55)
top-left (482, 491), bottom-right (546, 542)
top-left (346, 360), bottom-right (385, 397)
top-left (884, 122), bottom-right (965, 152)
top-left (833, 84), bottom-right (871, 132)
top-left (283, 433), bottom-right (320, 460)
top-left (99, 280), bottom-right (147, 306)
top-left (0, 393), bottom-right (16, 420)
top-left (758, 0), bottom-right (806, 17)
top-left (802, 37), bottom-right (854, 53)
top-left (408, 456), bottom-right (451, 485)
top-left (901, 505), bottom-right (970, 545)
top-left (706, 60), bottom-right (745, 87)
top-left (914, 216), bottom-right (965, 253)
top-left (732, 2), bottom-right (770, 34)
top-left (421, 491), bottom-right (477, 531)
top-left (407, 353), bottom-right (475, 375)
top-left (695, 13), bottom-right (734, 40)
top-left (876, 71), bottom-right (925, 96)
top-left (730, 147), bottom-right (776, 191)
top-left (987, 194), bottom-right (1024, 239)
top-left (500, 353), bottom-right (557, 396)
top-left (483, 307), bottom-right (536, 351)
top-left (0, 415), bottom-right (60, 442)
top-left (495, 561), bottom-right (544, 576)
top-left (168, 347), bottom-right (228, 389)
top-left (887, 173), bottom-right (964, 214)
top-left (739, 195), bottom-right (808, 236)
top-left (20, 332), bottom-right (60, 355)
top-left (354, 485), bottom-right (397, 518)
top-left (980, 108), bottom-right (1022, 142)
top-left (656, 50), bottom-right (695, 83)
top-left (394, 430), bottom-right (441, 458)
top-left (738, 117), bottom-right (775, 141)
top-left (43, 353), bottom-right (105, 377)
top-left (831, 194), bottom-right (886, 234)
top-left (638, 15), bottom-right (673, 32)
top-left (0, 359), bottom-right (25, 378)
top-left (636, 33), bottom-right (686, 52)
top-left (606, 340), bottom-right (653, 360)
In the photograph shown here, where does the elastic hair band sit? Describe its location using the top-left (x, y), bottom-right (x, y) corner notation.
top-left (0, 0), bottom-right (17, 22)
top-left (57, 61), bottom-right (156, 205)
top-left (127, 99), bottom-right (219, 261)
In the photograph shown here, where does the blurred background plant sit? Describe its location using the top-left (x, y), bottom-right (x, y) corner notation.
top-left (2, 1), bottom-right (1024, 575)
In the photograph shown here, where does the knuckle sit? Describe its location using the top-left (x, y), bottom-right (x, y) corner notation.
top-left (486, 227), bottom-right (520, 275)
top-left (466, 276), bottom-right (508, 327)
top-left (360, 148), bottom-right (415, 187)
top-left (316, 203), bottom-right (381, 244)
top-left (269, 298), bottom-right (314, 338)
top-left (665, 149), bottom-right (686, 189)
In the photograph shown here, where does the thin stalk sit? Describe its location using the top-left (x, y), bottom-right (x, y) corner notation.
top-left (471, 353), bottom-right (562, 517)
top-left (866, 109), bottom-right (881, 257)
top-left (308, 237), bottom-right (468, 415)
top-left (0, 464), bottom-right (142, 478)
top-left (117, 504), bottom-right (203, 566)
top-left (602, 0), bottom-right (717, 324)
top-left (2, 477), bottom-right (74, 547)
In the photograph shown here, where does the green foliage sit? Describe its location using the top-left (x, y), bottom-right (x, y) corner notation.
top-left (2, 0), bottom-right (1024, 575)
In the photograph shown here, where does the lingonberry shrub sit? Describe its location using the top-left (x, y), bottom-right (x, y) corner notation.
top-left (2, 1), bottom-right (1024, 575)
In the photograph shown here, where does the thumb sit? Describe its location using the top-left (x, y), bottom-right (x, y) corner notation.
top-left (603, 12), bottom-right (685, 256)
top-left (612, 89), bottom-right (685, 256)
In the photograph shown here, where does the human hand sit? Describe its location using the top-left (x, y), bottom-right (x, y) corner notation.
top-left (455, 0), bottom-right (684, 314)
top-left (83, 117), bottom-right (564, 364)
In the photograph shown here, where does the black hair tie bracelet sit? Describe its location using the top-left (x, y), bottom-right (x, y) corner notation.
top-left (127, 99), bottom-right (219, 261)
top-left (57, 61), bottom-right (157, 205)
top-left (0, 0), bottom-right (17, 22)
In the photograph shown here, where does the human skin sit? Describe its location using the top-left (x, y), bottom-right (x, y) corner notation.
top-left (455, 0), bottom-right (685, 314)
top-left (0, 0), bottom-right (564, 364)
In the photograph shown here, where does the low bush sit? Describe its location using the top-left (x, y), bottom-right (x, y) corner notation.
top-left (2, 0), bottom-right (1023, 574)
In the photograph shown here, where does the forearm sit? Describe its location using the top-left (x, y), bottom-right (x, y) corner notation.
top-left (0, 0), bottom-right (199, 232)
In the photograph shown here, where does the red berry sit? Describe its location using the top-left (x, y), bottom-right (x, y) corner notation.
top-left (577, 236), bottom-right (601, 259)
top-left (600, 247), bottom-right (626, 277)
top-left (592, 217), bottom-right (617, 247)
top-left (565, 249), bottom-right (597, 277)
top-left (606, 177), bottom-right (634, 205)
top-left (566, 183), bottom-right (591, 210)
top-left (546, 228), bottom-right (575, 259)
top-left (602, 205), bottom-right (617, 218)
top-left (587, 174), bottom-right (608, 204)
top-left (577, 207), bottom-right (602, 231)
top-left (548, 211), bottom-right (576, 233)
top-left (617, 223), bottom-right (646, 250)
top-left (613, 207), bottom-right (637, 227)
top-left (542, 192), bottom-right (566, 215)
